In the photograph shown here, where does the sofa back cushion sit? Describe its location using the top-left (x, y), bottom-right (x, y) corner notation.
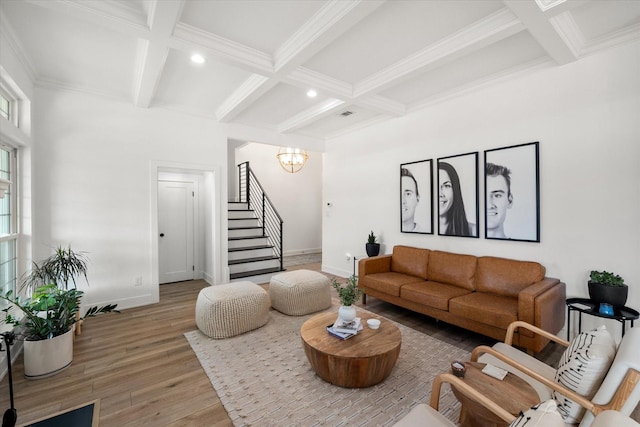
top-left (427, 250), bottom-right (477, 290)
top-left (391, 246), bottom-right (430, 280)
top-left (476, 256), bottom-right (545, 297)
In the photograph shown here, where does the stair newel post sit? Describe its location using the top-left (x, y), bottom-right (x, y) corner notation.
top-left (279, 219), bottom-right (284, 271)
top-left (246, 163), bottom-right (251, 209)
top-left (261, 193), bottom-right (266, 236)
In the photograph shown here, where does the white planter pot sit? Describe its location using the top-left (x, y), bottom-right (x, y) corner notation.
top-left (338, 305), bottom-right (357, 322)
top-left (24, 329), bottom-right (74, 380)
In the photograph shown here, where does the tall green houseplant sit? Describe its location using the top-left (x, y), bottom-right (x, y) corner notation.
top-left (23, 245), bottom-right (90, 291)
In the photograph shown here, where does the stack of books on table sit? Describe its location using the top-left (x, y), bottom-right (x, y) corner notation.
top-left (326, 317), bottom-right (363, 340)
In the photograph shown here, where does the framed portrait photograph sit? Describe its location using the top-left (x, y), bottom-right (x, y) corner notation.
top-left (484, 141), bottom-right (540, 242)
top-left (437, 152), bottom-right (479, 238)
top-left (400, 159), bottom-right (433, 234)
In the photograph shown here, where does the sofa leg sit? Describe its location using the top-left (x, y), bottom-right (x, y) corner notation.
top-left (362, 293), bottom-right (367, 305)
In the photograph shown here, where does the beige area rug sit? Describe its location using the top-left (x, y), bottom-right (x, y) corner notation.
top-left (185, 306), bottom-right (469, 427)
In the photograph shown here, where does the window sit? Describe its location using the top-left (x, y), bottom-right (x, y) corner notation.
top-left (0, 147), bottom-right (17, 295)
top-left (0, 93), bottom-right (9, 121)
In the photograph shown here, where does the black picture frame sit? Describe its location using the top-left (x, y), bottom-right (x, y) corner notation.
top-left (437, 152), bottom-right (479, 238)
top-left (400, 159), bottom-right (433, 234)
top-left (484, 141), bottom-right (540, 242)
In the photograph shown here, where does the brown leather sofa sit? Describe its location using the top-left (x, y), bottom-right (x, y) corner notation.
top-left (358, 245), bottom-right (566, 353)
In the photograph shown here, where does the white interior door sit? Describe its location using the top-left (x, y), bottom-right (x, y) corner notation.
top-left (158, 181), bottom-right (195, 284)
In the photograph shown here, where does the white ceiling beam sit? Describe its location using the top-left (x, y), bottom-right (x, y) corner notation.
top-left (504, 0), bottom-right (578, 65)
top-left (212, 1), bottom-right (384, 128)
top-left (133, 0), bottom-right (185, 108)
top-left (171, 24), bottom-right (274, 75)
top-left (353, 8), bottom-right (525, 98)
top-left (216, 74), bottom-right (276, 122)
top-left (277, 99), bottom-right (345, 133)
top-left (357, 95), bottom-right (405, 116)
top-left (274, 0), bottom-right (385, 73)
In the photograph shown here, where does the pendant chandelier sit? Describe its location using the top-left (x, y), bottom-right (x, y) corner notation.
top-left (276, 147), bottom-right (308, 173)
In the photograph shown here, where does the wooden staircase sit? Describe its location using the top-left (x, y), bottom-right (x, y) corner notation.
top-left (228, 202), bottom-right (283, 280)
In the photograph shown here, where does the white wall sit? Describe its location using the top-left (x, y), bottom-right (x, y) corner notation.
top-left (235, 142), bottom-right (322, 255)
top-left (323, 40), bottom-right (640, 339)
top-left (33, 88), bottom-right (228, 310)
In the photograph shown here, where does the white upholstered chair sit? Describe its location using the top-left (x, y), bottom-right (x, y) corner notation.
top-left (392, 371), bottom-right (640, 427)
top-left (471, 321), bottom-right (640, 427)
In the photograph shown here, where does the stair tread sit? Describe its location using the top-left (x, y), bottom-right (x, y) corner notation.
top-left (228, 255), bottom-right (279, 265)
top-left (228, 226), bottom-right (263, 230)
top-left (230, 267), bottom-right (285, 280)
top-left (229, 235), bottom-right (269, 241)
top-left (228, 245), bottom-right (274, 252)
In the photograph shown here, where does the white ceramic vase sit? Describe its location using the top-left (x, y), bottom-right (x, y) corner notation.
top-left (338, 305), bottom-right (356, 322)
top-left (24, 328), bottom-right (74, 379)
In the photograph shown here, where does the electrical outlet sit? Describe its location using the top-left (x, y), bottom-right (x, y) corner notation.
top-left (345, 253), bottom-right (351, 261)
top-left (134, 276), bottom-right (143, 286)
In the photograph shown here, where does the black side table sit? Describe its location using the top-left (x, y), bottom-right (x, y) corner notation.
top-left (566, 298), bottom-right (639, 340)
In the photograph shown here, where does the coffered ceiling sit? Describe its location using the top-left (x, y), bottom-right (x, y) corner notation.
top-left (1, 0), bottom-right (639, 142)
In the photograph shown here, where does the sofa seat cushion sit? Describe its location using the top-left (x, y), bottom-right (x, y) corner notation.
top-left (449, 293), bottom-right (518, 330)
top-left (361, 272), bottom-right (425, 297)
top-left (401, 281), bottom-right (471, 311)
top-left (427, 250), bottom-right (477, 291)
top-left (391, 245), bottom-right (430, 279)
top-left (476, 256), bottom-right (545, 297)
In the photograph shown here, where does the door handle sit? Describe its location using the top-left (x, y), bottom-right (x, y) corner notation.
top-left (160, 233), bottom-right (165, 237)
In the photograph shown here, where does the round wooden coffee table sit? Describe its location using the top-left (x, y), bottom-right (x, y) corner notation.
top-left (452, 362), bottom-right (539, 427)
top-left (300, 310), bottom-right (402, 388)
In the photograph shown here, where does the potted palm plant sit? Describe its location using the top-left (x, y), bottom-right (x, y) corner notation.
top-left (332, 275), bottom-right (362, 322)
top-left (1, 245), bottom-right (117, 379)
top-left (1, 285), bottom-right (117, 378)
top-left (588, 270), bottom-right (628, 307)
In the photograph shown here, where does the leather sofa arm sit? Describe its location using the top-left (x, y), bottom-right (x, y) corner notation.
top-left (518, 278), bottom-right (566, 337)
top-left (358, 255), bottom-right (391, 276)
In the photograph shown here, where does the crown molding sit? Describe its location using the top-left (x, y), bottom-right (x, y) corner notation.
top-left (357, 94), bottom-right (405, 116)
top-left (274, 0), bottom-right (383, 73)
top-left (286, 67), bottom-right (352, 99)
top-left (0, 11), bottom-right (37, 84)
top-left (277, 98), bottom-right (345, 133)
top-left (216, 74), bottom-right (274, 122)
top-left (24, 0), bottom-right (149, 38)
top-left (407, 57), bottom-right (552, 114)
top-left (353, 8), bottom-right (524, 98)
top-left (581, 23), bottom-right (640, 57)
top-left (550, 12), bottom-right (584, 58)
top-left (172, 23), bottom-right (274, 75)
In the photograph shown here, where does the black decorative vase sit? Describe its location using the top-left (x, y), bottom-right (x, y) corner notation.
top-left (365, 243), bottom-right (380, 257)
top-left (588, 282), bottom-right (629, 308)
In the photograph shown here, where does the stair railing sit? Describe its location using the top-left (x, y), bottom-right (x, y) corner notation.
top-left (238, 162), bottom-right (284, 271)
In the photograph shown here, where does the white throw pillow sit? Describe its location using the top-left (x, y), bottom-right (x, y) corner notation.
top-left (553, 326), bottom-right (617, 423)
top-left (508, 399), bottom-right (564, 427)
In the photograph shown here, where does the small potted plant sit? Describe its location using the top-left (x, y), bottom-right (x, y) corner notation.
top-left (588, 270), bottom-right (628, 307)
top-left (332, 275), bottom-right (362, 322)
top-left (1, 284), bottom-right (117, 379)
top-left (365, 231), bottom-right (380, 257)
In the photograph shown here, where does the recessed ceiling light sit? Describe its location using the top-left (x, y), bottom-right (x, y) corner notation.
top-left (307, 89), bottom-right (317, 98)
top-left (191, 54), bottom-right (205, 64)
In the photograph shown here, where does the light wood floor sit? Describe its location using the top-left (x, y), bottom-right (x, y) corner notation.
top-left (1, 264), bottom-right (634, 426)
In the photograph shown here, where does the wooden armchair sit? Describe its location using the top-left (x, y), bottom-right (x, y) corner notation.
top-left (471, 320), bottom-right (640, 426)
top-left (393, 372), bottom-right (515, 427)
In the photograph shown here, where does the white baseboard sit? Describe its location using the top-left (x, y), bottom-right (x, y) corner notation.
top-left (321, 265), bottom-right (349, 278)
top-left (283, 248), bottom-right (321, 256)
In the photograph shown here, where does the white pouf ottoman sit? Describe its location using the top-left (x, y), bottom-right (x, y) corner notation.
top-left (195, 281), bottom-right (270, 339)
top-left (269, 270), bottom-right (332, 316)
